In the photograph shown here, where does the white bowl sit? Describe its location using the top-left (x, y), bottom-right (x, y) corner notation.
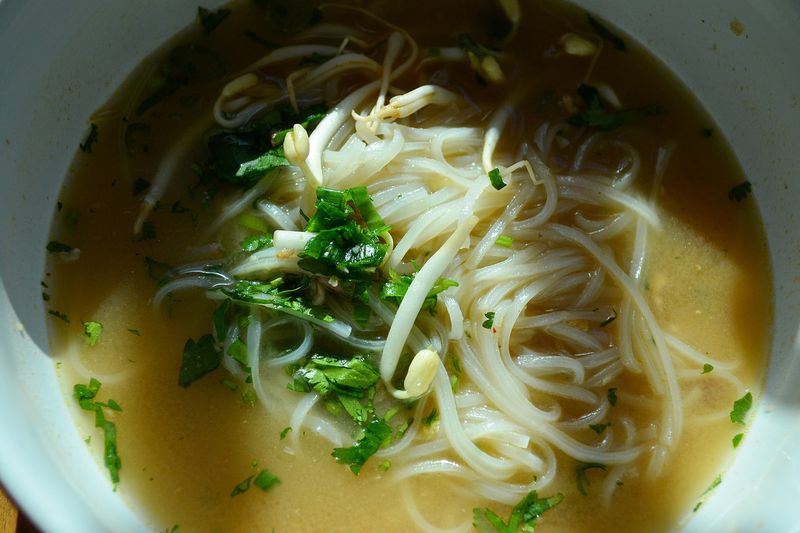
top-left (1, 1), bottom-right (799, 531)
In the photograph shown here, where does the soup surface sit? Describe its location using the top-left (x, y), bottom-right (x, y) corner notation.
top-left (45, 1), bottom-right (771, 531)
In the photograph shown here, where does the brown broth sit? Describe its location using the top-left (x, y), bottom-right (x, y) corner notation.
top-left (46, 1), bottom-right (771, 531)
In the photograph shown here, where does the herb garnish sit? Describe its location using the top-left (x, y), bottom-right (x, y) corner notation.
top-left (730, 391), bottom-right (752, 425)
top-left (568, 84), bottom-right (665, 131)
top-left (495, 235), bottom-right (513, 248)
top-left (701, 363), bottom-right (714, 374)
top-left (422, 408), bottom-right (439, 426)
top-left (728, 181), bottom-right (751, 202)
top-left (178, 334), bottom-right (222, 388)
top-left (82, 321), bottom-right (103, 347)
top-left (47, 241), bottom-right (75, 254)
top-left (482, 312), bottom-right (496, 329)
top-left (488, 168), bottom-right (507, 190)
top-left (380, 270), bottom-right (458, 312)
top-left (73, 378), bottom-right (122, 485)
top-left (589, 422), bottom-right (610, 435)
top-left (576, 462), bottom-right (606, 495)
top-left (279, 426), bottom-right (292, 440)
top-left (732, 433), bottom-right (744, 448)
top-left (607, 387), bottom-right (618, 406)
top-left (240, 234), bottom-right (273, 252)
top-left (48, 310), bottom-right (70, 323)
top-left (473, 490), bottom-right (564, 533)
top-left (332, 418), bottom-right (392, 474)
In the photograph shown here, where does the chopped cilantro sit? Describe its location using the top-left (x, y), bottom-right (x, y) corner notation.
top-left (379, 460), bottom-right (391, 472)
top-left (82, 321), bottom-right (103, 347)
top-left (240, 234), bottom-right (273, 252)
top-left (279, 426), bottom-right (292, 440)
top-left (227, 339), bottom-right (248, 366)
top-left (482, 312), bottom-right (496, 329)
top-left (702, 363), bottom-right (714, 374)
top-left (80, 123), bottom-right (99, 153)
top-left (222, 279), bottom-right (334, 324)
top-left (607, 388), bottom-right (618, 406)
top-left (693, 502), bottom-right (702, 512)
top-left (732, 432), bottom-right (744, 448)
top-left (42, 292), bottom-right (50, 302)
top-left (253, 469), bottom-right (280, 492)
top-left (588, 422), bottom-right (610, 435)
top-left (380, 270), bottom-right (458, 312)
top-left (495, 235), bottom-right (513, 248)
top-left (702, 474), bottom-right (722, 496)
top-left (231, 475), bottom-right (253, 497)
top-left (423, 408), bottom-right (439, 426)
top-left (473, 490), bottom-right (563, 533)
top-left (127, 328), bottom-right (140, 336)
top-left (568, 84), bottom-right (665, 131)
top-left (289, 355), bottom-right (380, 398)
top-left (586, 13), bottom-right (626, 51)
top-left (241, 386), bottom-right (257, 406)
top-left (212, 300), bottom-right (231, 341)
top-left (730, 392), bottom-right (752, 425)
top-left (576, 462), bottom-right (606, 495)
top-left (219, 379), bottom-right (238, 391)
top-left (197, 6), bottom-right (230, 35)
top-left (178, 334), bottom-right (222, 388)
top-left (332, 418), bottom-right (392, 474)
top-left (48, 310), bottom-right (70, 323)
top-left (488, 168), bottom-right (507, 190)
top-left (728, 181), bottom-right (751, 202)
top-left (235, 146), bottom-right (289, 184)
top-left (73, 378), bottom-right (122, 485)
top-left (46, 241), bottom-right (75, 253)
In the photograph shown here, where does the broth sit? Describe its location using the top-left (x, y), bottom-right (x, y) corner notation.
top-left (45, 1), bottom-right (771, 531)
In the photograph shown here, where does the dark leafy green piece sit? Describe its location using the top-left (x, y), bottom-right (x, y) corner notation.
top-left (80, 123), bottom-right (99, 153)
top-left (482, 312), bottom-right (496, 329)
top-left (178, 334), bottom-right (222, 388)
top-left (47, 241), bottom-right (74, 253)
top-left (568, 84), bottom-right (665, 131)
top-left (231, 475), bottom-right (253, 497)
top-left (473, 490), bottom-right (564, 533)
top-left (458, 33), bottom-right (495, 59)
top-left (607, 387), bottom-right (618, 406)
top-left (290, 355), bottom-right (379, 398)
top-left (702, 363), bottom-right (714, 374)
top-left (73, 378), bottom-right (122, 485)
top-left (588, 422), bottom-right (609, 435)
top-left (332, 418), bottom-right (392, 474)
top-left (576, 462), bottom-right (606, 496)
top-left (489, 168), bottom-right (506, 190)
top-left (728, 181), bottom-right (751, 202)
top-left (380, 270), bottom-right (458, 311)
top-left (234, 146), bottom-right (289, 184)
top-left (48, 310), bottom-right (70, 323)
top-left (730, 392), bottom-right (752, 425)
top-left (240, 233), bottom-right (273, 252)
top-left (253, 469), bottom-right (280, 492)
top-left (222, 279), bottom-right (334, 324)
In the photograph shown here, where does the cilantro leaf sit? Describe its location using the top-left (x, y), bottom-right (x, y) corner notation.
top-left (240, 234), bottom-right (273, 252)
top-left (279, 426), bottom-right (292, 440)
top-left (253, 469), bottom-right (280, 492)
top-left (473, 490), bottom-right (564, 532)
top-left (730, 391), bottom-right (752, 425)
top-left (222, 279), bottom-right (334, 324)
top-left (576, 462), bottom-right (606, 496)
top-left (82, 321), bottom-right (103, 347)
top-left (380, 270), bottom-right (458, 311)
top-left (702, 363), bottom-right (714, 374)
top-left (588, 422), bottom-right (610, 434)
top-left (73, 378), bottom-right (122, 485)
top-left (290, 355), bottom-right (380, 398)
top-left (80, 123), bottom-right (99, 153)
top-left (568, 84), bottom-right (665, 131)
top-left (231, 475), bottom-right (253, 497)
top-left (495, 235), bottom-right (513, 248)
top-left (48, 310), bottom-right (70, 323)
top-left (482, 312), bottom-right (496, 329)
top-left (47, 241), bottom-right (75, 253)
top-left (178, 334), bottom-right (222, 388)
top-left (332, 418), bottom-right (392, 474)
top-left (422, 408), bottom-right (439, 426)
top-left (607, 387), bottom-right (618, 406)
top-left (234, 146), bottom-right (289, 184)
top-left (489, 168), bottom-right (507, 190)
top-left (728, 181), bottom-right (751, 202)
top-left (197, 6), bottom-right (230, 35)
top-left (732, 432), bottom-right (744, 448)
top-left (586, 13), bottom-right (627, 51)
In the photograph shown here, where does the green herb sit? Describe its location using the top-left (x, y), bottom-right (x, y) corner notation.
top-left (127, 328), bottom-right (141, 336)
top-left (569, 84), bottom-right (665, 131)
top-left (255, 0), bottom-right (316, 33)
top-left (607, 387), bottom-right (618, 406)
top-left (730, 391), bottom-right (752, 425)
top-left (42, 292), bottom-right (50, 301)
top-left (238, 213), bottom-right (269, 233)
top-left (138, 221), bottom-right (157, 241)
top-left (272, 110), bottom-right (327, 146)
top-left (241, 386), bottom-right (257, 406)
top-left (423, 408), bottom-right (439, 426)
top-left (576, 462), bottom-right (606, 496)
top-left (728, 181), bottom-right (751, 202)
top-left (473, 490), bottom-right (564, 533)
top-left (495, 235), bottom-right (513, 248)
top-left (254, 469), bottom-right (280, 492)
top-left (235, 146), bottom-right (289, 184)
top-left (702, 474), bottom-right (722, 496)
top-left (80, 123), bottom-right (99, 153)
top-left (170, 201), bottom-right (198, 226)
top-left (732, 432), bottom-right (744, 448)
top-left (46, 241), bottom-right (75, 253)
top-left (380, 270), bottom-right (458, 312)
top-left (222, 279), bottom-right (334, 324)
top-left (82, 321), bottom-right (103, 347)
top-left (240, 234), bottom-right (274, 252)
top-left (588, 422), bottom-right (610, 435)
top-left (488, 168), bottom-right (507, 190)
top-left (279, 426), bottom-right (292, 440)
top-left (164, 525), bottom-right (179, 533)
top-left (482, 312), bottom-right (496, 329)
top-left (586, 13), bottom-right (626, 51)
top-left (178, 334), bottom-right (222, 388)
top-left (332, 418), bottom-right (392, 474)
top-left (289, 355), bottom-right (380, 398)
top-left (378, 460), bottom-right (391, 472)
top-left (219, 379), bottom-right (238, 391)
top-left (48, 310), bottom-right (70, 323)
top-left (599, 308), bottom-right (617, 327)
top-left (212, 299), bottom-right (230, 341)
top-left (227, 339), bottom-right (249, 366)
top-left (243, 30), bottom-right (278, 48)
top-left (73, 378), bottom-right (122, 485)
top-left (231, 475), bottom-right (253, 497)
top-left (702, 363), bottom-right (714, 374)
top-left (197, 6), bottom-right (231, 35)
top-left (693, 502), bottom-right (702, 512)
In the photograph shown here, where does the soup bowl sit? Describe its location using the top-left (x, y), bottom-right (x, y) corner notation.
top-left (1, 0), bottom-right (799, 531)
